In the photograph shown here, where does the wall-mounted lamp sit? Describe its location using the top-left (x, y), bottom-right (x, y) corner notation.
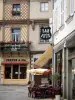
top-left (64, 41), bottom-right (66, 48)
top-left (31, 20), bottom-right (35, 31)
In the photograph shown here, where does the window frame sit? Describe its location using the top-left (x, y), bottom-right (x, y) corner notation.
top-left (12, 4), bottom-right (20, 16)
top-left (40, 2), bottom-right (49, 12)
top-left (12, 28), bottom-right (20, 42)
top-left (11, 28), bottom-right (20, 49)
top-left (5, 65), bottom-right (27, 79)
top-left (70, 0), bottom-right (74, 16)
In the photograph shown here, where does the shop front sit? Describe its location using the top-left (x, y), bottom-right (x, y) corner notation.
top-left (1, 56), bottom-right (30, 85)
top-left (54, 32), bottom-right (75, 100)
top-left (31, 46), bottom-right (52, 85)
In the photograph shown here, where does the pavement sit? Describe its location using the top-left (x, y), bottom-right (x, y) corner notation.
top-left (0, 85), bottom-right (55, 100)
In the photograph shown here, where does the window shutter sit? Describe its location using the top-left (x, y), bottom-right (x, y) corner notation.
top-left (58, 2), bottom-right (61, 27)
top-left (70, 0), bottom-right (74, 16)
top-left (56, 8), bottom-right (58, 30)
top-left (53, 10), bottom-right (55, 33)
top-left (61, 0), bottom-right (64, 25)
top-left (66, 0), bottom-right (70, 19)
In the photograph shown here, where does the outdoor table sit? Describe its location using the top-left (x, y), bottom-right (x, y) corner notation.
top-left (38, 86), bottom-right (48, 98)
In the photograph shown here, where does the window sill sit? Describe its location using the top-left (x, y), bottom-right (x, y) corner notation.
top-left (12, 14), bottom-right (20, 16)
top-left (65, 15), bottom-right (74, 24)
top-left (39, 42), bottom-right (50, 44)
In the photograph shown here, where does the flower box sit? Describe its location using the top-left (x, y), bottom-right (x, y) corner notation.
top-left (12, 10), bottom-right (20, 15)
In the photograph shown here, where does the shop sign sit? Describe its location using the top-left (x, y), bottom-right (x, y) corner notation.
top-left (40, 26), bottom-right (51, 40)
top-left (5, 58), bottom-right (26, 62)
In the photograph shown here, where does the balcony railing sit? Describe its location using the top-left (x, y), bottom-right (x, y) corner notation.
top-left (0, 41), bottom-right (31, 52)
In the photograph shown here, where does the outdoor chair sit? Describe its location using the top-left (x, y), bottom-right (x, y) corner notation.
top-left (31, 86), bottom-right (41, 98)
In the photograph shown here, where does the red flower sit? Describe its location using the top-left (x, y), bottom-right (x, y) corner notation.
top-left (10, 40), bottom-right (15, 44)
top-left (26, 40), bottom-right (31, 43)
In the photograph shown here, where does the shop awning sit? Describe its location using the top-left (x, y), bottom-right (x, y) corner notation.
top-left (28, 68), bottom-right (52, 75)
top-left (1, 61), bottom-right (29, 65)
top-left (33, 46), bottom-right (52, 68)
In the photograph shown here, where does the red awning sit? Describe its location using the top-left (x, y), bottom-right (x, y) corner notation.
top-left (1, 61), bottom-right (29, 65)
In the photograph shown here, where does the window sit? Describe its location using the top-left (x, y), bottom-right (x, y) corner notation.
top-left (40, 2), bottom-right (48, 12)
top-left (12, 28), bottom-right (20, 49)
top-left (5, 65), bottom-right (27, 79)
top-left (20, 65), bottom-right (27, 79)
top-left (13, 65), bottom-right (18, 79)
top-left (12, 28), bottom-right (20, 42)
top-left (61, 0), bottom-right (64, 25)
top-left (12, 4), bottom-right (20, 16)
top-left (70, 0), bottom-right (74, 16)
top-left (55, 51), bottom-right (62, 95)
top-left (5, 66), bottom-right (11, 79)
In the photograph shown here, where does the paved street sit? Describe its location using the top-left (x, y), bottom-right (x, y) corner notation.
top-left (0, 85), bottom-right (54, 100)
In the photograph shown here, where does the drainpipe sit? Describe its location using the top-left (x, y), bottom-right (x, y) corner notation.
top-left (51, 0), bottom-right (54, 87)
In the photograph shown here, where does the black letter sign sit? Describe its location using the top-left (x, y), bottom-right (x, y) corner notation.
top-left (40, 26), bottom-right (51, 40)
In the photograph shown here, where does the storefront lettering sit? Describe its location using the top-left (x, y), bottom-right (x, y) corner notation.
top-left (5, 59), bottom-right (26, 62)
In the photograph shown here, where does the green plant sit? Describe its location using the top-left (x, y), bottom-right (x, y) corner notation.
top-left (51, 72), bottom-right (60, 81)
top-left (51, 73), bottom-right (61, 95)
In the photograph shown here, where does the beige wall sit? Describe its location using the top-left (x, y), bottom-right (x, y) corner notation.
top-left (0, 0), bottom-right (3, 20)
top-left (3, 79), bottom-right (28, 85)
top-left (29, 24), bottom-right (50, 51)
top-left (0, 27), bottom-right (3, 41)
top-left (4, 0), bottom-right (29, 20)
top-left (30, 0), bottom-right (52, 19)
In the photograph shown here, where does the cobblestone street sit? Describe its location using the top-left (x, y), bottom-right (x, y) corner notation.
top-left (0, 85), bottom-right (55, 100)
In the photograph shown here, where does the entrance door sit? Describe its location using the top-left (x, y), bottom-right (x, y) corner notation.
top-left (13, 65), bottom-right (18, 79)
top-left (72, 59), bottom-right (75, 99)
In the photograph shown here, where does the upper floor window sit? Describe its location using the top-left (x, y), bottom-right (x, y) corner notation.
top-left (61, 0), bottom-right (64, 25)
top-left (12, 4), bottom-right (20, 16)
top-left (70, 0), bottom-right (74, 16)
top-left (12, 28), bottom-right (20, 42)
top-left (40, 2), bottom-right (48, 12)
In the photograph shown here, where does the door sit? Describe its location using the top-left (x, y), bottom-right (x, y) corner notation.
top-left (13, 65), bottom-right (19, 79)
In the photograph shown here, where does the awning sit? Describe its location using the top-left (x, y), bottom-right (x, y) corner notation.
top-left (1, 61), bottom-right (29, 65)
top-left (28, 68), bottom-right (52, 75)
top-left (33, 46), bottom-right (52, 68)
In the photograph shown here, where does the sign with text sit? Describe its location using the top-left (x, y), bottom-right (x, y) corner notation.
top-left (40, 26), bottom-right (51, 40)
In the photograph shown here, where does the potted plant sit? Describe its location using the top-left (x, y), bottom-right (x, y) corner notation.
top-left (51, 73), bottom-right (61, 100)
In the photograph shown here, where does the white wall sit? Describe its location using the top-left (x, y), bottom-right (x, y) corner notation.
top-left (53, 0), bottom-right (75, 45)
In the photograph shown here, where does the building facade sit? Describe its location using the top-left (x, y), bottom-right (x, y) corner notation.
top-left (29, 0), bottom-right (52, 83)
top-left (53, 0), bottom-right (75, 99)
top-left (0, 0), bottom-right (52, 85)
top-left (0, 0), bottom-right (30, 85)
top-left (29, 0), bottom-right (52, 68)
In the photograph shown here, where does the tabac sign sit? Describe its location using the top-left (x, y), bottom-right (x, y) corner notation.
top-left (40, 26), bottom-right (51, 40)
